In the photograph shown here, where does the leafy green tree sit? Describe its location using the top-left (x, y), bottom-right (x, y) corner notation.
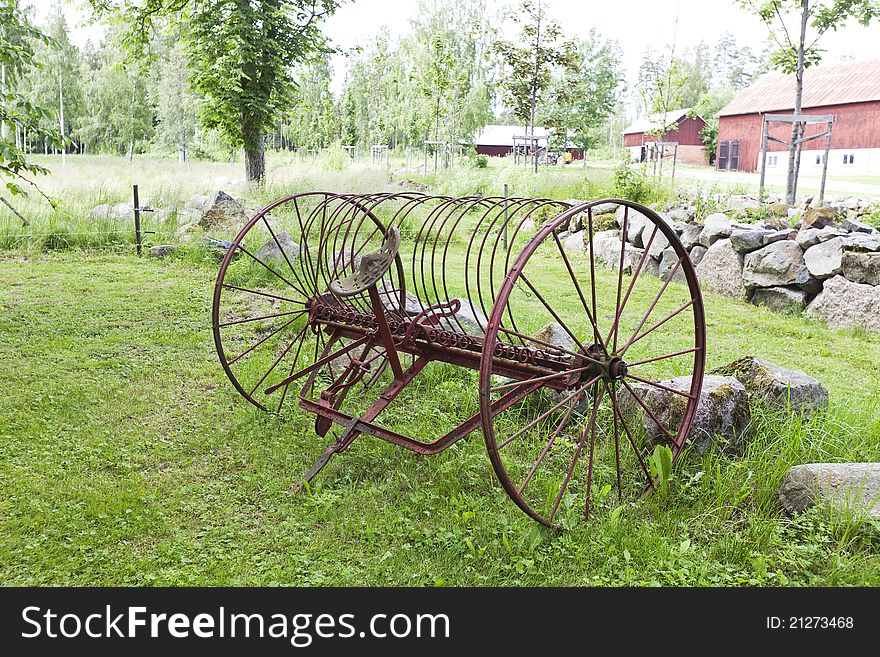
top-left (90, 0), bottom-right (342, 183)
top-left (0, 0), bottom-right (64, 217)
top-left (151, 38), bottom-right (199, 161)
top-left (493, 0), bottom-right (578, 139)
top-left (541, 31), bottom-right (623, 153)
top-left (741, 0), bottom-right (880, 202)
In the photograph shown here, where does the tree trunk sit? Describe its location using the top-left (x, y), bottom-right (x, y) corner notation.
top-left (243, 122), bottom-right (266, 183)
top-left (1, 63), bottom-right (7, 142)
top-left (59, 77), bottom-right (66, 166)
top-left (786, 0), bottom-right (810, 205)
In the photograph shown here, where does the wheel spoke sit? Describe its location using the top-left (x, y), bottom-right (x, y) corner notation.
top-left (263, 334), bottom-right (373, 394)
top-left (551, 231), bottom-right (603, 348)
top-left (606, 381), bottom-right (653, 487)
top-left (626, 346), bottom-right (702, 368)
top-left (620, 379), bottom-right (677, 445)
top-left (490, 365), bottom-right (595, 393)
top-left (276, 326), bottom-right (314, 412)
top-left (262, 215), bottom-right (312, 297)
top-left (226, 316), bottom-right (298, 366)
top-left (611, 206), bottom-right (628, 353)
top-left (519, 273), bottom-right (589, 356)
top-left (621, 297), bottom-right (696, 355)
top-left (626, 373), bottom-right (696, 399)
top-left (222, 284), bottom-right (305, 306)
top-left (236, 243), bottom-right (307, 297)
top-left (548, 384), bottom-right (605, 523)
top-left (517, 393), bottom-right (581, 495)
top-left (219, 308), bottom-right (307, 328)
top-left (248, 325), bottom-right (308, 396)
top-left (618, 256), bottom-right (682, 353)
top-left (610, 381), bottom-right (622, 499)
top-left (604, 223), bottom-right (659, 349)
top-left (586, 206), bottom-right (600, 346)
top-left (497, 375), bottom-right (601, 450)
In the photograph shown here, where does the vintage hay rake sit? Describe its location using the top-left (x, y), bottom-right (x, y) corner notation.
top-left (212, 192), bottom-right (705, 527)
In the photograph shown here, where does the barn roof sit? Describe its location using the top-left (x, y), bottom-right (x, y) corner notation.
top-left (623, 108), bottom-right (695, 135)
top-left (718, 59), bottom-right (880, 117)
top-left (473, 124), bottom-right (550, 146)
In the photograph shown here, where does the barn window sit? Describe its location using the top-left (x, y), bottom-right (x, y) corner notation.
top-left (842, 154), bottom-right (854, 165)
top-left (815, 154), bottom-right (822, 165)
top-left (767, 155), bottom-right (777, 166)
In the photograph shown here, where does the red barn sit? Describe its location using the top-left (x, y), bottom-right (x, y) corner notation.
top-left (716, 59), bottom-right (880, 175)
top-left (623, 108), bottom-right (708, 164)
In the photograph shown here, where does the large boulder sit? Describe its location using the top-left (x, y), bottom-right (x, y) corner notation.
top-left (841, 217), bottom-right (873, 234)
top-left (689, 244), bottom-right (708, 266)
top-left (730, 228), bottom-right (773, 253)
top-left (198, 191), bottom-right (249, 229)
top-left (698, 213), bottom-right (733, 247)
top-left (742, 240), bottom-right (805, 289)
top-left (841, 251), bottom-right (880, 286)
top-left (750, 286), bottom-right (809, 314)
top-left (795, 227), bottom-right (824, 249)
top-left (253, 231), bottom-right (300, 268)
top-left (437, 298), bottom-right (489, 336)
top-left (563, 230), bottom-right (586, 254)
top-left (805, 275), bottom-right (880, 332)
top-left (710, 356), bottom-right (828, 415)
top-left (695, 239), bottom-right (746, 299)
top-left (679, 223), bottom-right (703, 250)
top-left (377, 279), bottom-right (422, 316)
top-left (619, 375), bottom-right (751, 452)
top-left (801, 206), bottom-right (838, 229)
top-left (616, 206), bottom-right (649, 247)
top-left (589, 229), bottom-right (622, 267)
top-left (803, 237), bottom-right (843, 279)
top-left (779, 463), bottom-right (880, 519)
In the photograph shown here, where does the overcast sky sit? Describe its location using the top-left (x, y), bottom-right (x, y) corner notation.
top-left (34, 0), bottom-right (880, 112)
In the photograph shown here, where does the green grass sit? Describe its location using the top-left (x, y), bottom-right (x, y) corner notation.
top-left (1, 252), bottom-right (879, 586)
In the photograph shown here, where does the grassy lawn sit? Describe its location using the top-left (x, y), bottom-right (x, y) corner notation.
top-left (1, 251), bottom-right (879, 586)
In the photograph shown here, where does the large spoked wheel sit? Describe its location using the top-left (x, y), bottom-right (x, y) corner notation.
top-left (479, 199), bottom-right (705, 528)
top-left (212, 193), bottom-right (410, 417)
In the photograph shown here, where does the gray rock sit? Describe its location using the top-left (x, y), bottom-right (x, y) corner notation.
top-left (742, 240), bottom-right (806, 289)
top-left (659, 247), bottom-right (686, 283)
top-left (619, 375), bottom-right (751, 452)
top-left (750, 286), bottom-right (809, 314)
top-left (377, 279), bottom-right (423, 316)
top-left (804, 238), bottom-right (843, 279)
top-left (689, 244), bottom-right (708, 266)
top-left (533, 322), bottom-right (576, 353)
top-left (842, 233), bottom-right (880, 252)
top-left (668, 208), bottom-right (690, 222)
top-left (589, 230), bottom-right (622, 267)
top-left (563, 230), bottom-right (586, 253)
top-left (805, 275), bottom-right (880, 332)
top-left (148, 245), bottom-right (175, 258)
top-left (711, 356), bottom-right (828, 414)
top-left (616, 205), bottom-right (649, 248)
top-left (698, 213), bottom-right (733, 247)
top-left (89, 203), bottom-right (133, 221)
top-left (201, 237), bottom-right (238, 260)
top-left (795, 227), bottom-right (823, 249)
top-left (644, 256), bottom-right (661, 278)
top-left (801, 207), bottom-right (838, 229)
top-left (779, 463), bottom-right (880, 519)
top-left (842, 251), bottom-right (880, 286)
top-left (618, 245), bottom-right (647, 275)
top-left (591, 201), bottom-right (618, 215)
top-left (253, 231), bottom-right (300, 268)
top-left (646, 225), bottom-right (671, 259)
top-left (730, 228), bottom-right (773, 253)
top-left (762, 228), bottom-right (796, 246)
top-left (695, 239), bottom-right (746, 299)
top-left (199, 194), bottom-right (249, 229)
top-left (841, 217), bottom-right (874, 234)
top-left (679, 223), bottom-right (703, 250)
top-left (208, 190), bottom-right (236, 207)
top-left (437, 298), bottom-right (488, 336)
top-left (793, 265), bottom-right (823, 296)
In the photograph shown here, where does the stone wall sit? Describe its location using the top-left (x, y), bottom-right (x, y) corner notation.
top-left (558, 193), bottom-right (880, 333)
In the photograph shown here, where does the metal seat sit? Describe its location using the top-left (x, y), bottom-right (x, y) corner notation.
top-left (329, 227), bottom-right (400, 297)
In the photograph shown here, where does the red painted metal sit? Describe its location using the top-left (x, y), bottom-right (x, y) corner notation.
top-left (212, 193), bottom-right (706, 526)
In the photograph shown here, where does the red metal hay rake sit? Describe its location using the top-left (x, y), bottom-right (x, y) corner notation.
top-left (212, 192), bottom-right (705, 527)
